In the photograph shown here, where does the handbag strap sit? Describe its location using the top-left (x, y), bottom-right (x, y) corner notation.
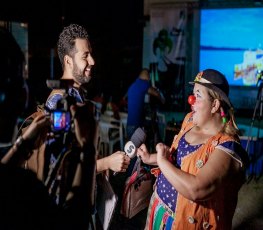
top-left (131, 157), bottom-right (140, 174)
top-left (128, 170), bottom-right (138, 186)
top-left (128, 157), bottom-right (142, 185)
top-left (122, 158), bottom-right (142, 199)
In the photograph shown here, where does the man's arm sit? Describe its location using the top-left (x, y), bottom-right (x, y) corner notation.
top-left (1, 114), bottom-right (49, 167)
top-left (96, 152), bottom-right (130, 173)
top-left (148, 87), bottom-right (165, 104)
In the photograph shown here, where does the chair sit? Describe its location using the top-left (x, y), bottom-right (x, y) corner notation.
top-left (104, 110), bottom-right (114, 117)
top-left (119, 112), bottom-right (128, 143)
top-left (98, 114), bottom-right (123, 157)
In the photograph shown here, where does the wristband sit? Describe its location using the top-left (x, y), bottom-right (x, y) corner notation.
top-left (14, 136), bottom-right (33, 157)
top-left (14, 135), bottom-right (25, 148)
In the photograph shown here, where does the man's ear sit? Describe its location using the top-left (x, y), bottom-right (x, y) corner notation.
top-left (64, 55), bottom-right (72, 68)
top-left (211, 99), bottom-right (220, 114)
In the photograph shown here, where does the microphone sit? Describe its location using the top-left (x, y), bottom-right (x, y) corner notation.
top-left (113, 127), bottom-right (146, 175)
top-left (124, 127), bottom-right (146, 158)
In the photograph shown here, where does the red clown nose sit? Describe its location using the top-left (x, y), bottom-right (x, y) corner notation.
top-left (188, 95), bottom-right (196, 105)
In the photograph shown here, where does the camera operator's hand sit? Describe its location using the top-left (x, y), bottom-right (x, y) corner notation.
top-left (1, 113), bottom-right (50, 166)
top-left (22, 113), bottom-right (51, 144)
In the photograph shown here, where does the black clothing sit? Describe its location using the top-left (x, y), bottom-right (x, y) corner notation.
top-left (0, 163), bottom-right (59, 230)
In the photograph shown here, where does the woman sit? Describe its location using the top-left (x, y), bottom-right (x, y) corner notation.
top-left (137, 69), bottom-right (248, 230)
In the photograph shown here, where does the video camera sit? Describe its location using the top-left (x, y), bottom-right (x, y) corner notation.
top-left (46, 79), bottom-right (75, 133)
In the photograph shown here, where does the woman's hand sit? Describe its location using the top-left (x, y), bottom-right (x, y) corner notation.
top-left (137, 144), bottom-right (157, 165)
top-left (137, 144), bottom-right (150, 163)
top-left (156, 143), bottom-right (171, 165)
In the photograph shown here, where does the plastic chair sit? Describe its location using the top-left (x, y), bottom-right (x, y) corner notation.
top-left (119, 112), bottom-right (128, 143)
top-left (98, 114), bottom-right (123, 157)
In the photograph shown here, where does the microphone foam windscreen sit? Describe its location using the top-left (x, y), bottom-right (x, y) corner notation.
top-left (130, 127), bottom-right (146, 147)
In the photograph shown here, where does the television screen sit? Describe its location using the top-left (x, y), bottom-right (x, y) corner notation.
top-left (200, 7), bottom-right (263, 87)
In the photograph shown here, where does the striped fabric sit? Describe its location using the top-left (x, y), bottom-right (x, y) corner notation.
top-left (145, 192), bottom-right (175, 230)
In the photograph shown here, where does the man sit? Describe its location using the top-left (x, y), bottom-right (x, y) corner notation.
top-left (45, 24), bottom-right (130, 174)
top-left (126, 68), bottom-right (165, 139)
top-left (0, 26), bottom-right (93, 230)
top-left (42, 24), bottom-right (131, 228)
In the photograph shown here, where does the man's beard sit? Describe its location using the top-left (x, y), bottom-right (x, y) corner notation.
top-left (72, 63), bottom-right (91, 85)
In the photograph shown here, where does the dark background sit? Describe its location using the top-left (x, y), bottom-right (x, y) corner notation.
top-left (1, 0), bottom-right (261, 119)
top-left (0, 0), bottom-right (145, 114)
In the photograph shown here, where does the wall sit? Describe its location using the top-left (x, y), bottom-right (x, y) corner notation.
top-left (143, 0), bottom-right (262, 113)
top-left (142, 0), bottom-right (200, 112)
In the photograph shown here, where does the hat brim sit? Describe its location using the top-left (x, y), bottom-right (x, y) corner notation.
top-left (189, 81), bottom-right (232, 108)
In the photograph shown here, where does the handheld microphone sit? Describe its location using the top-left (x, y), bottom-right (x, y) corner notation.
top-left (113, 127), bottom-right (146, 175)
top-left (124, 127), bottom-right (146, 158)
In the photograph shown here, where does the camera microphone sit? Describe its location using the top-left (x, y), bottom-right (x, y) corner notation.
top-left (46, 79), bottom-right (74, 89)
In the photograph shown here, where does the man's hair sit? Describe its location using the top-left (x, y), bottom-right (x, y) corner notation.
top-left (57, 24), bottom-right (89, 69)
top-left (0, 27), bottom-right (25, 116)
top-left (139, 68), bottom-right (150, 81)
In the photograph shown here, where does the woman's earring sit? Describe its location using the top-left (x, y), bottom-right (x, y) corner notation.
top-left (220, 107), bottom-right (227, 124)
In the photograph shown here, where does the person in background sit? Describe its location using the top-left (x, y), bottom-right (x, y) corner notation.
top-left (137, 69), bottom-right (249, 230)
top-left (0, 25), bottom-right (28, 158)
top-left (126, 68), bottom-right (165, 139)
top-left (0, 26), bottom-right (94, 230)
top-left (126, 68), bottom-right (165, 176)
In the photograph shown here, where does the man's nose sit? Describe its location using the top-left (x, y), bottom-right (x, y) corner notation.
top-left (88, 55), bottom-right (95, 65)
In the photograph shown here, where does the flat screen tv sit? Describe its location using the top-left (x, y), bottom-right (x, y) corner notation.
top-left (199, 7), bottom-right (263, 110)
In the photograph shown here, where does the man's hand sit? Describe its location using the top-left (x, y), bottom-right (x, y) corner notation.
top-left (108, 151), bottom-right (130, 172)
top-left (97, 151), bottom-right (130, 173)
